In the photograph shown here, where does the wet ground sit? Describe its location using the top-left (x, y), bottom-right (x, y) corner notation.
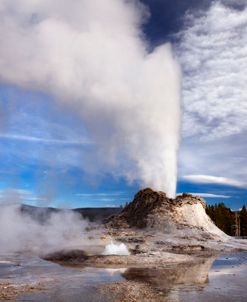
top-left (177, 252), bottom-right (247, 302)
top-left (0, 253), bottom-right (124, 301)
top-left (0, 251), bottom-right (247, 301)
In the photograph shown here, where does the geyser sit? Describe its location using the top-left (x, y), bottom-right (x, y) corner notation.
top-left (103, 241), bottom-right (130, 256)
top-left (0, 0), bottom-right (181, 197)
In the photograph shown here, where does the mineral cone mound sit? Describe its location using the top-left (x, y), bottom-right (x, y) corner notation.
top-left (106, 188), bottom-right (226, 239)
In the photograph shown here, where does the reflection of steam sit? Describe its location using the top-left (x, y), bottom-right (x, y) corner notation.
top-left (0, 0), bottom-right (181, 197)
top-left (0, 205), bottom-right (99, 254)
top-left (104, 268), bottom-right (127, 276)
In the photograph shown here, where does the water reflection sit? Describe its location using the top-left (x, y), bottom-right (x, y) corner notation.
top-left (0, 253), bottom-right (124, 302)
top-left (128, 259), bottom-right (213, 285)
top-left (120, 252), bottom-right (247, 302)
top-left (1, 252), bottom-right (247, 301)
top-left (115, 258), bottom-right (214, 302)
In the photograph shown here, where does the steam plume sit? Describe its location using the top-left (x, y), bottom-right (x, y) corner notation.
top-left (0, 0), bottom-right (181, 197)
top-left (0, 205), bottom-right (96, 253)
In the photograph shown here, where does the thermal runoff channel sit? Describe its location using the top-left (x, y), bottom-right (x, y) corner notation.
top-left (0, 0), bottom-right (181, 197)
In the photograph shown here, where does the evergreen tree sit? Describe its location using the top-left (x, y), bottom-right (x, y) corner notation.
top-left (206, 203), bottom-right (235, 236)
top-left (240, 205), bottom-right (247, 236)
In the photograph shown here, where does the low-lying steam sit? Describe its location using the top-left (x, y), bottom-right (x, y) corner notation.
top-left (0, 0), bottom-right (181, 197)
top-left (0, 205), bottom-right (97, 254)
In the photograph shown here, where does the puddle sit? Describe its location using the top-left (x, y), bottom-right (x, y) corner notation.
top-left (121, 252), bottom-right (247, 302)
top-left (0, 253), bottom-right (124, 301)
top-left (1, 252), bottom-right (247, 301)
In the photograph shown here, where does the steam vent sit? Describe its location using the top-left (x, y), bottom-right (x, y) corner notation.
top-left (107, 188), bottom-right (225, 239)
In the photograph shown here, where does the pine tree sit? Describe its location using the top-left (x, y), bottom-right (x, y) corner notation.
top-left (240, 205), bottom-right (247, 237)
top-left (206, 203), bottom-right (235, 236)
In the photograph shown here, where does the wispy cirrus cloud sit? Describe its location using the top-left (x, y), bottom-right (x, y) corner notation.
top-left (182, 175), bottom-right (247, 189)
top-left (75, 192), bottom-right (124, 197)
top-left (176, 2), bottom-right (247, 199)
top-left (75, 191), bottom-right (130, 205)
top-left (0, 188), bottom-right (48, 205)
top-left (0, 133), bottom-right (90, 145)
top-left (177, 2), bottom-right (247, 141)
top-left (179, 192), bottom-right (231, 199)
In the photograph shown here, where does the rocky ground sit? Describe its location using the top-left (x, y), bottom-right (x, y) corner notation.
top-left (0, 282), bottom-right (45, 300)
top-left (98, 281), bottom-right (165, 302)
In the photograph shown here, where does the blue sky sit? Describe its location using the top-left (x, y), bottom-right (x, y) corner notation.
top-left (0, 0), bottom-right (246, 210)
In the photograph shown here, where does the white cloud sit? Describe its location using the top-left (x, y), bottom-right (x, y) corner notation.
top-left (178, 2), bottom-right (247, 141)
top-left (182, 175), bottom-right (247, 188)
top-left (0, 188), bottom-right (48, 205)
top-left (178, 133), bottom-right (247, 181)
top-left (0, 188), bottom-right (31, 196)
top-left (105, 204), bottom-right (120, 208)
top-left (75, 192), bottom-right (129, 205)
top-left (178, 192), bottom-right (231, 198)
top-left (75, 192), bottom-right (124, 197)
top-left (0, 133), bottom-right (90, 145)
top-left (176, 2), bottom-right (247, 191)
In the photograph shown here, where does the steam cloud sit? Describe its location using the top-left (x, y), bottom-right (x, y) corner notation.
top-left (0, 205), bottom-right (97, 253)
top-left (103, 241), bottom-right (130, 256)
top-left (0, 0), bottom-right (181, 197)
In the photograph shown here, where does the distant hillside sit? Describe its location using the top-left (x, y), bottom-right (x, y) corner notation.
top-left (20, 204), bottom-right (121, 223)
top-left (74, 207), bottom-right (121, 222)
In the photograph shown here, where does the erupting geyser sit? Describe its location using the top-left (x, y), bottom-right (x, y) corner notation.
top-left (103, 241), bottom-right (130, 256)
top-left (0, 0), bottom-right (181, 197)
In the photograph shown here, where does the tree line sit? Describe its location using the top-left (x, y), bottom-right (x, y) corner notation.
top-left (206, 203), bottom-right (247, 237)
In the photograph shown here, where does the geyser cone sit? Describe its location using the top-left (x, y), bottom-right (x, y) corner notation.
top-left (107, 188), bottom-right (226, 239)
